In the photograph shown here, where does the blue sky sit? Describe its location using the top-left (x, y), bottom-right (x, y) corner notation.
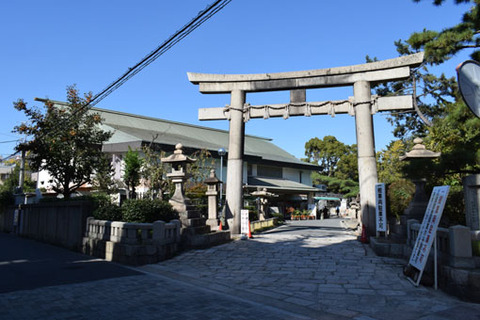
top-left (0, 0), bottom-right (472, 159)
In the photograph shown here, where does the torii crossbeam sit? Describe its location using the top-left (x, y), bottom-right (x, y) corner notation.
top-left (188, 53), bottom-right (424, 236)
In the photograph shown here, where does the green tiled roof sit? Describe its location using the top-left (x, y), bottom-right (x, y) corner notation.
top-left (247, 176), bottom-right (320, 193)
top-left (93, 107), bottom-right (319, 170)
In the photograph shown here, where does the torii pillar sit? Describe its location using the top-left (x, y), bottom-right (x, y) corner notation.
top-left (188, 53), bottom-right (424, 236)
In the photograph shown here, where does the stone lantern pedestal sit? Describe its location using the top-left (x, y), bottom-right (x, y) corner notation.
top-left (392, 138), bottom-right (441, 240)
top-left (161, 144), bottom-right (204, 228)
top-left (400, 138), bottom-right (441, 221)
top-left (251, 188), bottom-right (277, 221)
top-left (205, 169), bottom-right (220, 230)
top-left (161, 144), bottom-right (231, 249)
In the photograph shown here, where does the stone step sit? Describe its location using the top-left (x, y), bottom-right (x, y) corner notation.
top-left (187, 230), bottom-right (231, 249)
top-left (181, 210), bottom-right (202, 219)
top-left (182, 225), bottom-right (211, 237)
top-left (181, 217), bottom-right (207, 228)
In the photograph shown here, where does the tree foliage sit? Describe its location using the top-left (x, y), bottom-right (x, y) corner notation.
top-left (13, 86), bottom-right (112, 198)
top-left (370, 0), bottom-right (480, 225)
top-left (92, 153), bottom-right (117, 195)
top-left (335, 144), bottom-right (359, 181)
top-left (311, 172), bottom-right (359, 198)
top-left (0, 161), bottom-right (36, 194)
top-left (141, 145), bottom-right (170, 200)
top-left (377, 140), bottom-right (409, 184)
top-left (412, 0), bottom-right (480, 64)
top-left (305, 136), bottom-right (359, 196)
top-left (379, 0), bottom-right (479, 141)
top-left (304, 135), bottom-right (349, 176)
top-left (123, 147), bottom-right (143, 199)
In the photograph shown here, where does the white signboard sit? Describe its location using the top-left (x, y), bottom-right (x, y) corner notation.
top-left (241, 209), bottom-right (249, 235)
top-left (375, 183), bottom-right (387, 232)
top-left (409, 186), bottom-right (450, 271)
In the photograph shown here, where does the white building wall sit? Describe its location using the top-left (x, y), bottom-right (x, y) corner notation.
top-left (243, 162), bottom-right (248, 184)
top-left (283, 167), bottom-right (313, 186)
top-left (302, 171), bottom-right (313, 186)
top-left (112, 153), bottom-right (123, 181)
top-left (37, 169), bottom-right (54, 191)
top-left (283, 167), bottom-right (301, 182)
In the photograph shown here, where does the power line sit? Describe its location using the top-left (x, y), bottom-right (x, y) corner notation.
top-left (89, 0), bottom-right (231, 107)
top-left (17, 0), bottom-right (232, 153)
top-left (0, 139), bottom-right (21, 144)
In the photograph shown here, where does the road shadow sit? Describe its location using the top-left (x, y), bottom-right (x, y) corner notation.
top-left (0, 232), bottom-right (142, 294)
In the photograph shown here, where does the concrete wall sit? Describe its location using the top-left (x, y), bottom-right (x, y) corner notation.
top-left (13, 201), bottom-right (92, 251)
top-left (0, 206), bottom-right (15, 233)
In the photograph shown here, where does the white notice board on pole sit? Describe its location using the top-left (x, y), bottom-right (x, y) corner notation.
top-left (375, 183), bottom-right (387, 232)
top-left (409, 186), bottom-right (450, 276)
top-left (241, 209), bottom-right (249, 235)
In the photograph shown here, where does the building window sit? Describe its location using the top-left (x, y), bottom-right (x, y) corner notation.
top-left (299, 171), bottom-right (303, 183)
top-left (257, 165), bottom-right (282, 178)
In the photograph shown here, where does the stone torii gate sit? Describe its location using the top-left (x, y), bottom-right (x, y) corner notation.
top-left (188, 53), bottom-right (424, 236)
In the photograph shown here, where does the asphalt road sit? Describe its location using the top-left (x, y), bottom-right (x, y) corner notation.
top-left (0, 232), bottom-right (142, 294)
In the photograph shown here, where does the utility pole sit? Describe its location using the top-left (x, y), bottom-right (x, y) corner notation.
top-left (18, 149), bottom-right (25, 193)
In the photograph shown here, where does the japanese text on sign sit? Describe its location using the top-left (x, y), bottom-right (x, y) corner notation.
top-left (375, 183), bottom-right (387, 232)
top-left (409, 186), bottom-right (450, 271)
top-left (241, 209), bottom-right (249, 235)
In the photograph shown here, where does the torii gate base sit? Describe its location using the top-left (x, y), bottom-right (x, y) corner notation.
top-left (189, 53), bottom-right (424, 236)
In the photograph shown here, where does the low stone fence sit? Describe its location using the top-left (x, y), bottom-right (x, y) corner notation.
top-left (372, 219), bottom-right (480, 302)
top-left (250, 217), bottom-right (278, 233)
top-left (82, 217), bottom-right (182, 266)
top-left (406, 220), bottom-right (450, 265)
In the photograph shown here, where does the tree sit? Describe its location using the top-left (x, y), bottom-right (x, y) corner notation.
top-left (141, 145), bottom-right (170, 200)
top-left (13, 86), bottom-right (112, 198)
top-left (425, 101), bottom-right (480, 175)
top-left (304, 135), bottom-right (348, 176)
top-left (370, 1), bottom-right (480, 225)
top-left (336, 144), bottom-right (359, 181)
top-left (376, 1), bottom-right (479, 141)
top-left (377, 140), bottom-right (408, 184)
top-left (377, 0), bottom-right (480, 176)
top-left (411, 0), bottom-right (480, 64)
top-left (123, 147), bottom-right (143, 199)
top-left (0, 162), bottom-right (36, 193)
top-left (305, 136), bottom-right (359, 197)
top-left (188, 149), bottom-right (215, 184)
top-left (91, 153), bottom-right (118, 195)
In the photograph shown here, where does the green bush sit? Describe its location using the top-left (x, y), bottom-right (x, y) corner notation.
top-left (121, 198), bottom-right (178, 223)
top-left (441, 185), bottom-right (466, 227)
top-left (387, 179), bottom-right (415, 220)
top-left (93, 201), bottom-right (122, 221)
top-left (270, 211), bottom-right (285, 222)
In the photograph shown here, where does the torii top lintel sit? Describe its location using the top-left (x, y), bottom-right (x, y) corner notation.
top-left (188, 53), bottom-right (424, 94)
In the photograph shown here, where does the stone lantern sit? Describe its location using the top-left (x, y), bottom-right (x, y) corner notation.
top-left (161, 143), bottom-right (196, 214)
top-left (204, 169), bottom-right (220, 230)
top-left (400, 137), bottom-right (441, 222)
top-left (251, 187), bottom-right (277, 221)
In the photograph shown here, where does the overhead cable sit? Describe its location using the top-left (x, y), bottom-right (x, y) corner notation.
top-left (89, 0), bottom-right (232, 107)
top-left (15, 0), bottom-right (232, 153)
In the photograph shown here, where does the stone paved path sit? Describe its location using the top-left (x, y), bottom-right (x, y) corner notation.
top-left (140, 219), bottom-right (480, 319)
top-left (1, 218), bottom-right (480, 319)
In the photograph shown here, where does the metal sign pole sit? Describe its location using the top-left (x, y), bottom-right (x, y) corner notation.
top-left (434, 235), bottom-right (438, 290)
